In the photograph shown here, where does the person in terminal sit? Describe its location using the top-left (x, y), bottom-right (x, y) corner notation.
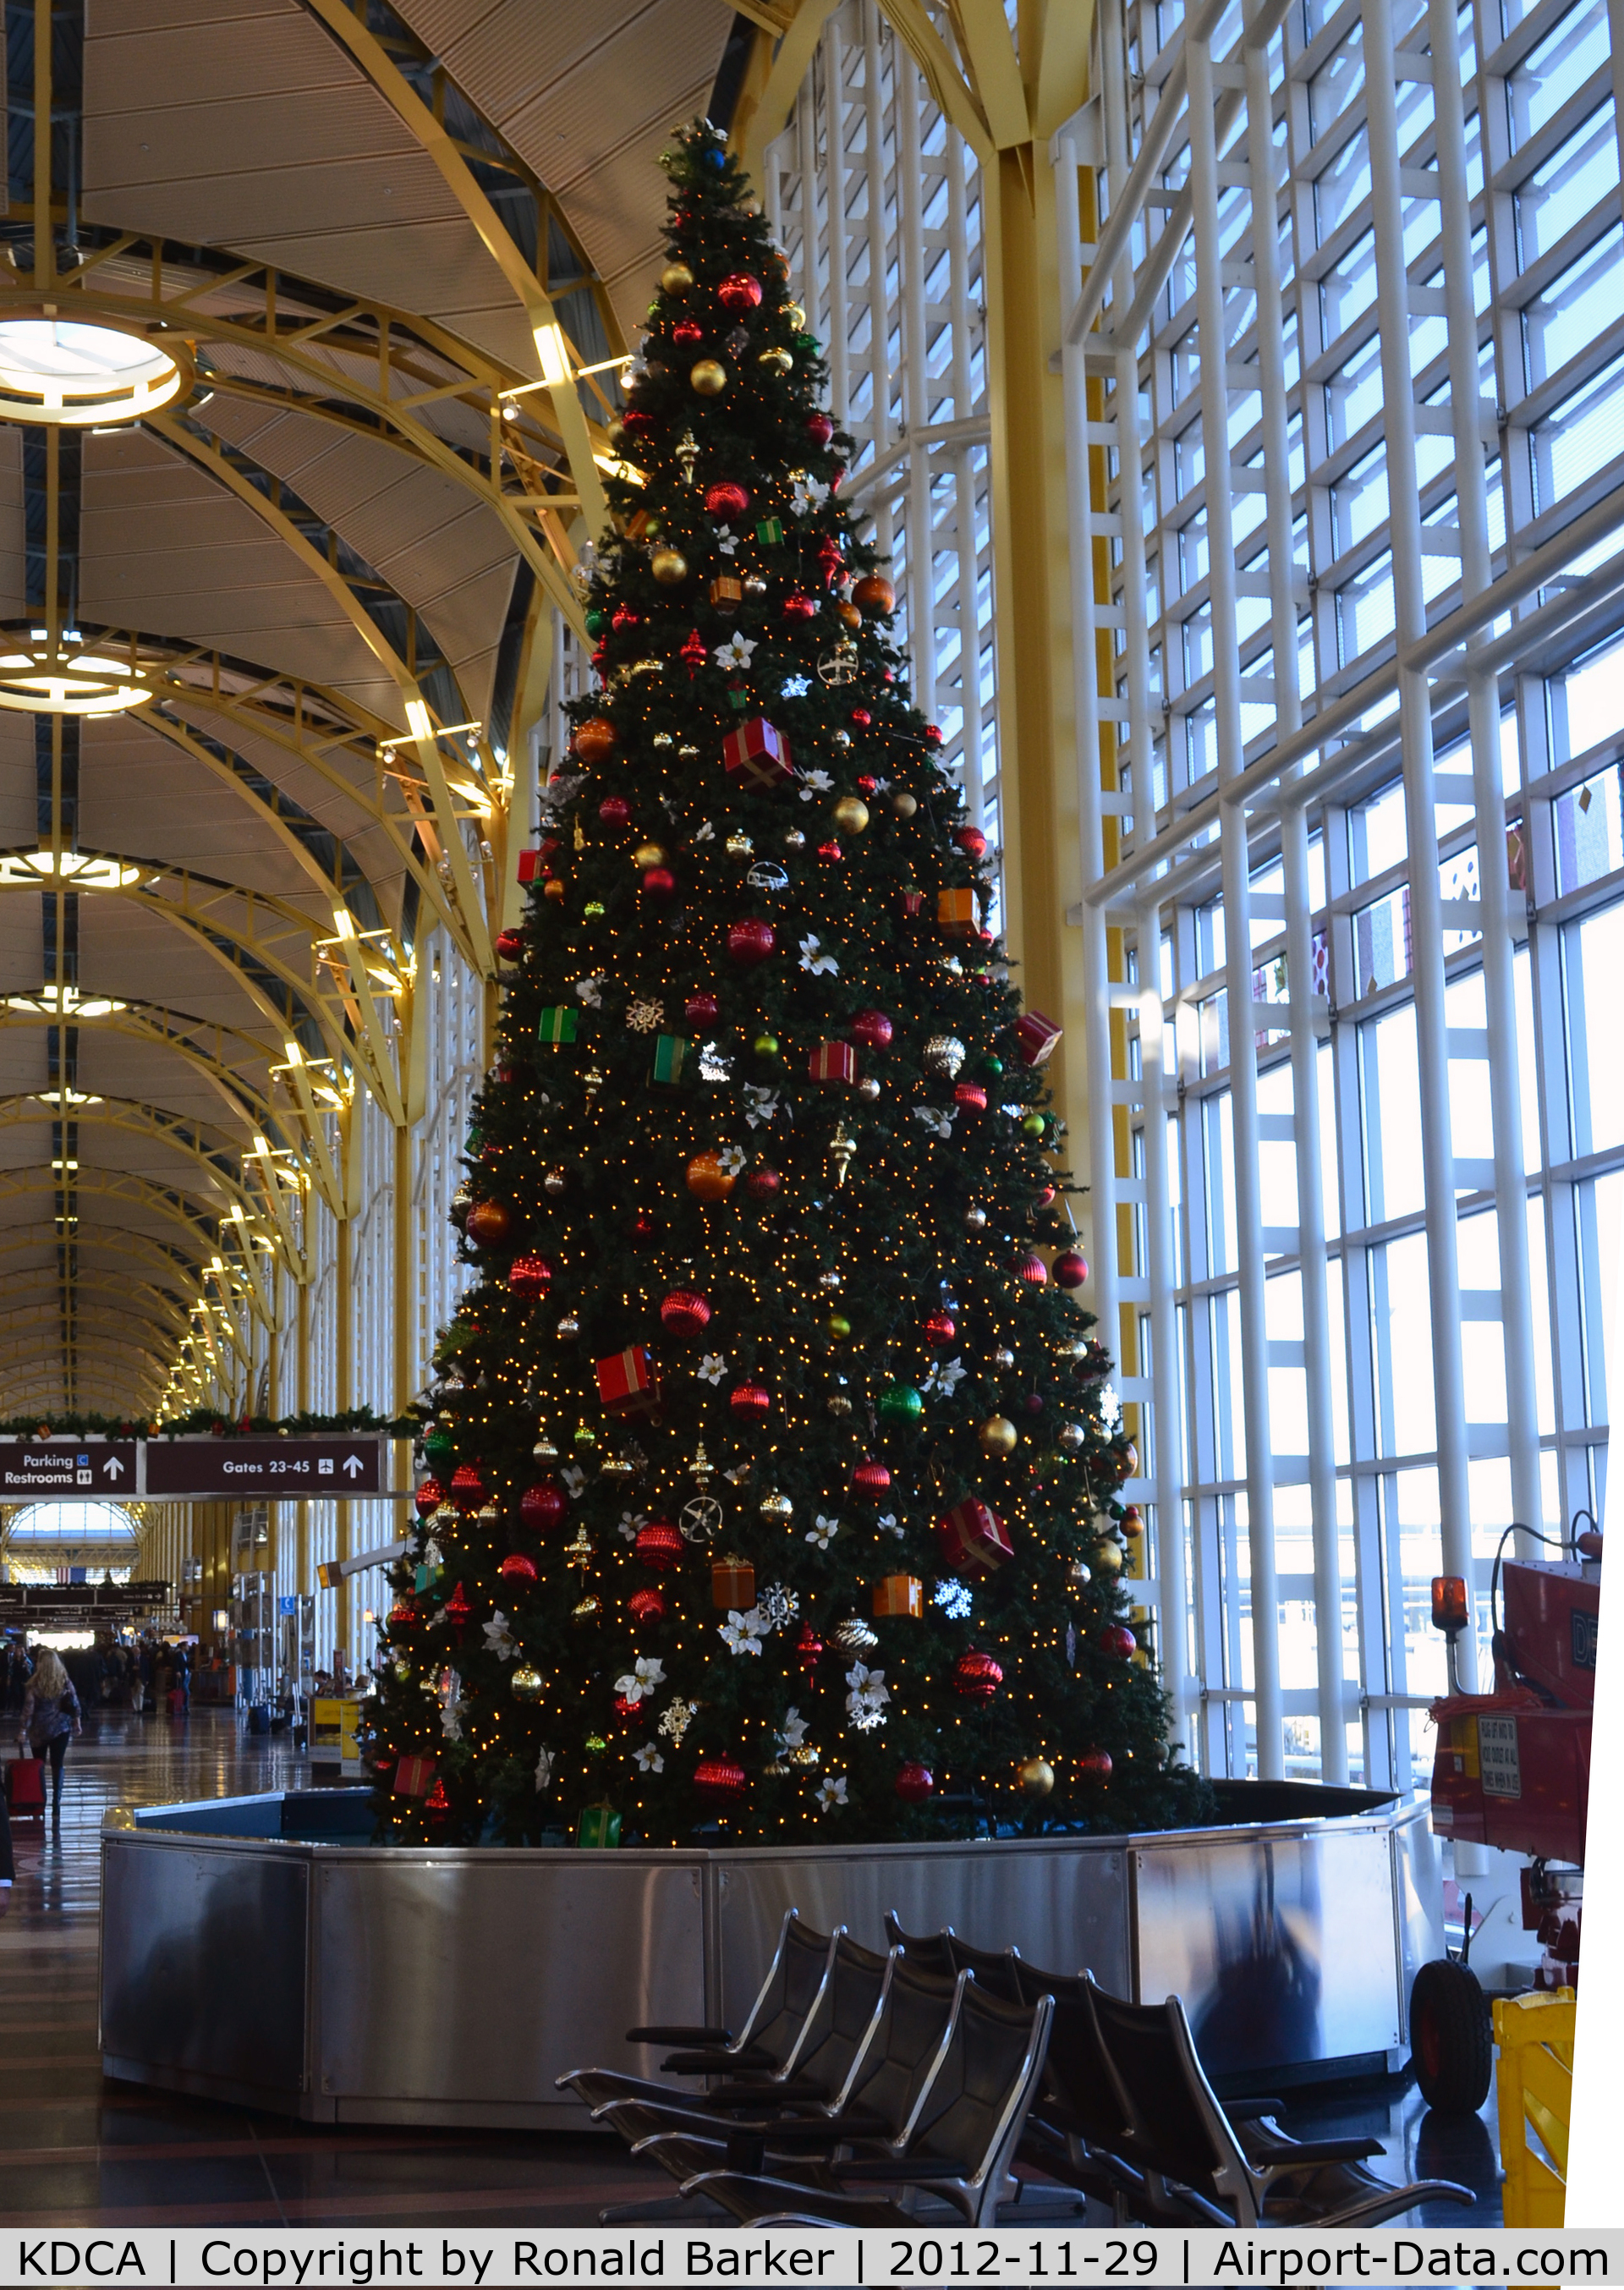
top-left (16, 1647), bottom-right (81, 1817)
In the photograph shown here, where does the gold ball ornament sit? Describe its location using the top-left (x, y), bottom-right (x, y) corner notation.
top-left (511, 1665), bottom-right (545, 1701)
top-left (632, 840), bottom-right (667, 870)
top-left (1064, 1558), bottom-right (1092, 1589)
top-left (782, 302), bottom-right (807, 328)
top-left (1094, 1537), bottom-right (1125, 1575)
top-left (686, 1150), bottom-right (737, 1202)
top-left (965, 1205), bottom-right (988, 1233)
top-left (825, 1313), bottom-right (853, 1341)
top-left (759, 1490), bottom-right (794, 1521)
top-left (891, 790), bottom-right (918, 819)
top-left (831, 796), bottom-right (870, 836)
top-left (978, 1414), bottom-right (1018, 1458)
top-left (1018, 1757), bottom-right (1056, 1796)
top-left (691, 359), bottom-right (728, 395)
top-left (651, 546), bottom-right (689, 585)
top-left (660, 261), bottom-right (694, 294)
top-left (758, 347), bottom-right (793, 374)
top-left (1057, 1420), bottom-right (1085, 1453)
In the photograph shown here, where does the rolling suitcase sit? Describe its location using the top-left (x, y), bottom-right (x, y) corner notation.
top-left (5, 1750), bottom-right (45, 1815)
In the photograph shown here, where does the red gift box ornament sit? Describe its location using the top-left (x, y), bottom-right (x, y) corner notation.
top-left (953, 1649), bottom-right (1004, 1702)
top-left (661, 1288), bottom-right (712, 1337)
top-left (449, 1464), bottom-right (484, 1511)
top-left (1016, 1008), bottom-right (1063, 1068)
top-left (809, 1041), bottom-right (857, 1085)
top-left (636, 1520), bottom-right (684, 1571)
top-left (519, 1480), bottom-right (567, 1532)
top-left (722, 717), bottom-right (796, 794)
top-left (392, 1755), bottom-right (438, 1799)
top-left (595, 1346), bottom-right (662, 1415)
top-left (936, 1500), bottom-right (1015, 1578)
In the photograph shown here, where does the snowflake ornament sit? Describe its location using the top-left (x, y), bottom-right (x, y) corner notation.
top-left (760, 1583), bottom-right (800, 1630)
top-left (699, 1042), bottom-right (734, 1082)
top-left (659, 1698), bottom-right (697, 1743)
top-left (1100, 1383), bottom-right (1122, 1428)
top-left (781, 675), bottom-right (811, 699)
top-left (625, 997), bottom-right (664, 1033)
top-left (933, 1579), bottom-right (974, 1621)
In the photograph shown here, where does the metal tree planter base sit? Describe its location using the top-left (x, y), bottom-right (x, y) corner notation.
top-left (98, 1781), bottom-right (1440, 2128)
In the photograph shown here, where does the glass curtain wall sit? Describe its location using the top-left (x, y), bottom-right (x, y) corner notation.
top-left (1055, 0), bottom-right (1624, 1783)
top-left (760, 0), bottom-right (1002, 906)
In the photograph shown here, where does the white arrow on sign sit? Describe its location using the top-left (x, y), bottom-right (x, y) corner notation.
top-left (103, 1457), bottom-right (124, 1479)
top-left (342, 1453), bottom-right (365, 1479)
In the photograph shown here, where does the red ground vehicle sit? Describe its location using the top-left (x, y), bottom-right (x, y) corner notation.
top-left (1410, 1524), bottom-right (1599, 2112)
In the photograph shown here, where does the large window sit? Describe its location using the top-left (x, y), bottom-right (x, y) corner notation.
top-left (1056, 0), bottom-right (1624, 1784)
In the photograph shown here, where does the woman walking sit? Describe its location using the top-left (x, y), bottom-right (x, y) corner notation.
top-left (17, 1649), bottom-right (82, 1816)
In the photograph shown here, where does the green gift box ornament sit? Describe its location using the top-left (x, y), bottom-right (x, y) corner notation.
top-left (538, 1005), bottom-right (579, 1046)
top-left (755, 517), bottom-right (783, 546)
top-left (650, 1034), bottom-right (689, 1085)
top-left (578, 1802), bottom-right (622, 1849)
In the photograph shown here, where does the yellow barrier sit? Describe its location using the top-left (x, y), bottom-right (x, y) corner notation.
top-left (1494, 1990), bottom-right (1575, 2227)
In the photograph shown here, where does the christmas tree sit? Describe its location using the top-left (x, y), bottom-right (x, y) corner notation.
top-left (370, 120), bottom-right (1211, 1848)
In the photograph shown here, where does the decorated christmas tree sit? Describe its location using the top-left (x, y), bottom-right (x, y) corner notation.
top-left (370, 120), bottom-right (1210, 1848)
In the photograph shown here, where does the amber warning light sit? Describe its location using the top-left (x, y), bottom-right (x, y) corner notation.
top-left (1431, 1574), bottom-right (1470, 1634)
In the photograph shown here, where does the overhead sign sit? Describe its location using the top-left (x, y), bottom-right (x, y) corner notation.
top-left (0, 1441), bottom-right (138, 1496)
top-left (144, 1436), bottom-right (386, 1500)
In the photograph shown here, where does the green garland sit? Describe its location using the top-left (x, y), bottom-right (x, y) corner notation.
top-left (0, 1407), bottom-right (420, 1440)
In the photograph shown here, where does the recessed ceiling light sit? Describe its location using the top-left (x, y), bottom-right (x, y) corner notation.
top-left (0, 316), bottom-right (190, 426)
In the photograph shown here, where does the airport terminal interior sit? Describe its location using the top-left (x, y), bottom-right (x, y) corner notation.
top-left (0, 0), bottom-right (1616, 2237)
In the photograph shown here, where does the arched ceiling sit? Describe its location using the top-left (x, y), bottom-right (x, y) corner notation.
top-left (0, 0), bottom-right (740, 1417)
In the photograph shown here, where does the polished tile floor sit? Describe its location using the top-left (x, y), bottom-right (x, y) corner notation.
top-left (0, 1708), bottom-right (1502, 2229)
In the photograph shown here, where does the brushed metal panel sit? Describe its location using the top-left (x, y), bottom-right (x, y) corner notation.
top-left (101, 1835), bottom-right (308, 2093)
top-left (312, 1852), bottom-right (708, 2104)
top-left (1132, 1823), bottom-right (1402, 2077)
top-left (715, 1837), bottom-right (1133, 2033)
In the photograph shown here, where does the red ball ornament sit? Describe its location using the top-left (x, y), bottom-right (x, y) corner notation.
top-left (672, 319), bottom-right (704, 348)
top-left (954, 1649), bottom-right (1004, 1702)
top-left (851, 1009), bottom-right (893, 1051)
top-left (636, 1520), bottom-right (684, 1571)
top-left (1077, 1749), bottom-right (1114, 1781)
top-left (896, 1762), bottom-right (935, 1804)
top-left (1035, 1184), bottom-right (1057, 1208)
top-left (924, 1310), bottom-right (957, 1348)
top-left (464, 1200), bottom-right (513, 1249)
top-left (853, 574), bottom-right (895, 618)
top-left (924, 723), bottom-right (942, 746)
top-left (727, 919), bottom-right (776, 965)
top-left (816, 840), bottom-right (842, 865)
top-left (717, 272), bottom-right (764, 314)
top-left (1053, 1249), bottom-right (1089, 1289)
top-left (705, 480), bottom-right (751, 522)
top-left (1014, 1251), bottom-right (1049, 1286)
top-left (852, 1457), bottom-right (892, 1496)
top-left (449, 1464), bottom-right (484, 1511)
top-left (694, 1755), bottom-right (749, 1800)
top-left (573, 717), bottom-right (616, 764)
top-left (746, 1166), bottom-right (782, 1199)
top-left (612, 1694), bottom-right (643, 1722)
top-left (661, 1288), bottom-right (712, 1337)
top-left (685, 990), bottom-right (720, 1029)
top-left (507, 1255), bottom-right (553, 1299)
top-left (731, 1381), bottom-right (771, 1420)
top-left (414, 1476), bottom-right (442, 1516)
top-left (956, 825), bottom-right (989, 861)
top-left (499, 1552), bottom-right (538, 1586)
top-left (599, 795), bottom-right (631, 827)
top-left (519, 1480), bottom-right (568, 1532)
top-left (804, 411), bottom-right (835, 446)
top-left (1102, 1625), bottom-right (1138, 1658)
top-left (794, 1625), bottom-right (824, 1673)
top-left (496, 927), bottom-right (524, 962)
top-left (642, 865), bottom-right (677, 904)
top-left (632, 1211), bottom-right (658, 1244)
top-left (628, 1587), bottom-right (667, 1624)
top-left (782, 593), bottom-right (817, 621)
top-left (853, 710), bottom-right (872, 728)
top-left (954, 1083), bottom-right (987, 1112)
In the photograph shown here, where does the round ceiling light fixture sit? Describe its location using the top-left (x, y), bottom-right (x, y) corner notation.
top-left (0, 631), bottom-right (154, 716)
top-left (0, 315), bottom-right (189, 426)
